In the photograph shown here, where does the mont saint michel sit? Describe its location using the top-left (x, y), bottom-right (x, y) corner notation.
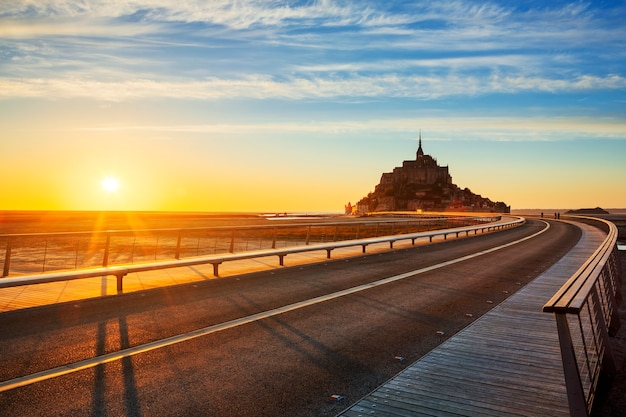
top-left (352, 134), bottom-right (510, 214)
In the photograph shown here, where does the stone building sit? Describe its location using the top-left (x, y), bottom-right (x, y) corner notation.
top-left (356, 133), bottom-right (510, 213)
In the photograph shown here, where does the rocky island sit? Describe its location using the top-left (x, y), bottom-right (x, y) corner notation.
top-left (349, 134), bottom-right (510, 214)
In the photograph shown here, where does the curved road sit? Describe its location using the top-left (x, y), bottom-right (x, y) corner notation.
top-left (0, 219), bottom-right (581, 417)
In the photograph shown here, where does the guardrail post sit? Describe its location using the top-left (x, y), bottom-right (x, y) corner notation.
top-left (229, 230), bottom-right (235, 253)
top-left (116, 273), bottom-right (124, 293)
top-left (2, 239), bottom-right (12, 277)
top-left (272, 228), bottom-right (277, 249)
top-left (103, 233), bottom-right (111, 267)
top-left (555, 313), bottom-right (589, 417)
top-left (305, 225), bottom-right (311, 245)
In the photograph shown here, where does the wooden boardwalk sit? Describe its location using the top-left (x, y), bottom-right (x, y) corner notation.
top-left (339, 221), bottom-right (606, 417)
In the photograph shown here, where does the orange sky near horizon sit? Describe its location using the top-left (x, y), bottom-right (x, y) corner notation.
top-left (2, 122), bottom-right (625, 213)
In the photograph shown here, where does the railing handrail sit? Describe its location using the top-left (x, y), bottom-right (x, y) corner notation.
top-left (0, 215), bottom-right (496, 240)
top-left (0, 217), bottom-right (524, 293)
top-left (543, 216), bottom-right (619, 314)
top-left (0, 214), bottom-right (504, 277)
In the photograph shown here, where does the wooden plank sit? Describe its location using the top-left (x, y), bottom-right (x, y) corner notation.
top-left (381, 377), bottom-right (563, 416)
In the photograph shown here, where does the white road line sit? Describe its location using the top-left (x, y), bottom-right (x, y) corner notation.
top-left (0, 221), bottom-right (549, 393)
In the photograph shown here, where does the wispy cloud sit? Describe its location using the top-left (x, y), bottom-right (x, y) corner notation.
top-left (0, 0), bottom-right (385, 30)
top-left (1, 1), bottom-right (624, 102)
top-left (75, 116), bottom-right (626, 142)
top-left (2, 72), bottom-right (624, 101)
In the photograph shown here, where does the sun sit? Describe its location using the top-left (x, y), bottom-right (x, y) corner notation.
top-left (101, 177), bottom-right (119, 192)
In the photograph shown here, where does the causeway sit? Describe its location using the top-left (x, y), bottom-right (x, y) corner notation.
top-left (339, 220), bottom-right (606, 417)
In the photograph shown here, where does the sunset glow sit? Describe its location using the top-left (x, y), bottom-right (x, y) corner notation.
top-left (1, 1), bottom-right (625, 212)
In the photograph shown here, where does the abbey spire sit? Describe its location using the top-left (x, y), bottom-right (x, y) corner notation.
top-left (417, 129), bottom-right (424, 158)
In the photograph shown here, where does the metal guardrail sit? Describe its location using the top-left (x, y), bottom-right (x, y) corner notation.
top-left (543, 216), bottom-right (622, 417)
top-left (0, 216), bottom-right (498, 277)
top-left (0, 217), bottom-right (523, 294)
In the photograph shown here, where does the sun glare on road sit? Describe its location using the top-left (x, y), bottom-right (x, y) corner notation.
top-left (101, 177), bottom-right (119, 192)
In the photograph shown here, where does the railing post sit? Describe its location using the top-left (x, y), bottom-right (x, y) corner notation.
top-left (42, 240), bottom-right (48, 272)
top-left (305, 225), bottom-right (311, 245)
top-left (74, 238), bottom-right (80, 269)
top-left (103, 233), bottom-right (111, 267)
top-left (272, 228), bottom-right (277, 249)
top-left (229, 230), bottom-right (235, 253)
top-left (175, 230), bottom-right (182, 259)
top-left (2, 238), bottom-right (12, 277)
top-left (555, 313), bottom-right (589, 417)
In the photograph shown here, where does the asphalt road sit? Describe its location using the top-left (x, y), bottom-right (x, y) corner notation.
top-left (0, 219), bottom-right (581, 417)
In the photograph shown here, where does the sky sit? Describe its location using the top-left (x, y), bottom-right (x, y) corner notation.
top-left (1, 0), bottom-right (625, 213)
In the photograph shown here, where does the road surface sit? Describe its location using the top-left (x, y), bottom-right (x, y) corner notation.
top-left (0, 218), bottom-right (581, 417)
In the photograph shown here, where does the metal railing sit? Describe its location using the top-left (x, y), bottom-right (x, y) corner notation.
top-left (0, 216), bottom-right (521, 294)
top-left (543, 217), bottom-right (622, 417)
top-left (1, 215), bottom-right (498, 278)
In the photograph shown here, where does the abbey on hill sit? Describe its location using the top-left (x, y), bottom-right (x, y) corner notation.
top-left (349, 134), bottom-right (510, 214)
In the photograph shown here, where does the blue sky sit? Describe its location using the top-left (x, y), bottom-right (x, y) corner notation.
top-left (1, 1), bottom-right (625, 212)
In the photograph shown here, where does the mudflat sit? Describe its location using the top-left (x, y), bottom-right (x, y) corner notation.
top-left (0, 210), bottom-right (274, 234)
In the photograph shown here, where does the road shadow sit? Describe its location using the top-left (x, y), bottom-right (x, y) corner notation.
top-left (90, 316), bottom-right (141, 417)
